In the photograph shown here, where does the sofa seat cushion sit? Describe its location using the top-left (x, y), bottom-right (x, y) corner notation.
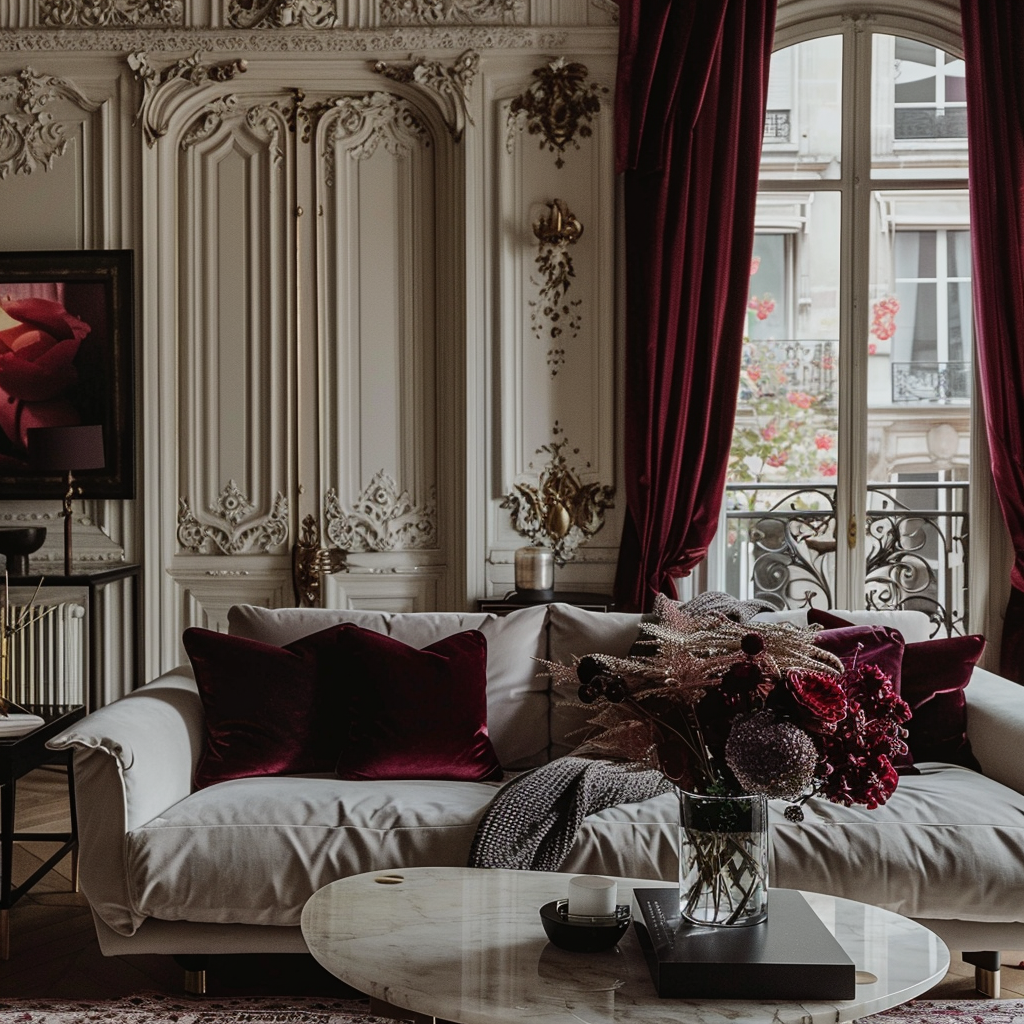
top-left (125, 775), bottom-right (502, 929)
top-left (771, 764), bottom-right (1024, 924)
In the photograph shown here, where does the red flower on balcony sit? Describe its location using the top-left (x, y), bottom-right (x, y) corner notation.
top-left (870, 296), bottom-right (900, 342)
top-left (748, 294), bottom-right (776, 321)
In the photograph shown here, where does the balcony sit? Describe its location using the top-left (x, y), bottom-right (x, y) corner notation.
top-left (891, 361), bottom-right (971, 404)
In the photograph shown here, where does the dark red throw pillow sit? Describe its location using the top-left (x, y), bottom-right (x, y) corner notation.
top-left (328, 625), bottom-right (502, 782)
top-left (812, 622), bottom-right (906, 691)
top-left (184, 625), bottom-right (347, 790)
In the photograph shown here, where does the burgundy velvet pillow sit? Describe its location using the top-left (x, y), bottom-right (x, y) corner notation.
top-left (328, 625), bottom-right (502, 782)
top-left (184, 625), bottom-right (345, 790)
top-left (812, 622), bottom-right (906, 690)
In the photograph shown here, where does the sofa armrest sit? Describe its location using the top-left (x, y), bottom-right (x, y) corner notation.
top-left (966, 667), bottom-right (1024, 794)
top-left (46, 667), bottom-right (203, 936)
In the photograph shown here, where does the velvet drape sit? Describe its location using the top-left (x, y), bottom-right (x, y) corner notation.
top-left (612, 0), bottom-right (777, 612)
top-left (961, 2), bottom-right (1024, 681)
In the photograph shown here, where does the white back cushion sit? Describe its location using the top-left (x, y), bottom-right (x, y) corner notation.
top-left (752, 608), bottom-right (933, 644)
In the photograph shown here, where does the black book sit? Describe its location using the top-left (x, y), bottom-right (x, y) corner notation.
top-left (632, 887), bottom-right (857, 1000)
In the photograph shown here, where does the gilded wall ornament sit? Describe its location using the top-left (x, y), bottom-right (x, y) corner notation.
top-left (324, 471), bottom-right (437, 552)
top-left (379, 0), bottom-right (522, 25)
top-left (229, 0), bottom-right (337, 29)
top-left (177, 481), bottom-right (289, 555)
top-left (292, 513), bottom-right (347, 606)
top-left (128, 50), bottom-right (249, 148)
top-left (506, 56), bottom-right (607, 168)
top-left (40, 0), bottom-right (182, 27)
top-left (372, 49), bottom-right (478, 143)
top-left (530, 199), bottom-right (583, 376)
top-left (0, 68), bottom-right (101, 179)
top-left (500, 432), bottom-right (614, 565)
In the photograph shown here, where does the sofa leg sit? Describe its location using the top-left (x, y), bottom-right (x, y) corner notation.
top-left (173, 955), bottom-right (208, 996)
top-left (962, 951), bottom-right (1000, 998)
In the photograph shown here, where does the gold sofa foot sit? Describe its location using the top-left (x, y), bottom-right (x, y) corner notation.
top-left (172, 954), bottom-right (209, 996)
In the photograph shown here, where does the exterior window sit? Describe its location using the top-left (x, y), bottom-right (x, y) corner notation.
top-left (894, 40), bottom-right (967, 140)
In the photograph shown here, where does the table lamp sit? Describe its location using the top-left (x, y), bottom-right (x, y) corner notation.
top-left (26, 424), bottom-right (106, 577)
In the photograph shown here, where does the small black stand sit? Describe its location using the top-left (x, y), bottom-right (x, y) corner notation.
top-left (632, 887), bottom-right (856, 999)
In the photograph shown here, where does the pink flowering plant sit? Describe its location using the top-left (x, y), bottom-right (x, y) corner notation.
top-left (546, 596), bottom-right (911, 821)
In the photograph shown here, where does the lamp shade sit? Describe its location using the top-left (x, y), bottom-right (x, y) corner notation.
top-left (26, 424), bottom-right (106, 472)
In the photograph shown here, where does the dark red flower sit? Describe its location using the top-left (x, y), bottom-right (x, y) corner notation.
top-left (786, 669), bottom-right (848, 727)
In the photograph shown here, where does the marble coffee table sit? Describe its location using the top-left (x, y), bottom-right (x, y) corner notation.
top-left (300, 866), bottom-right (949, 1024)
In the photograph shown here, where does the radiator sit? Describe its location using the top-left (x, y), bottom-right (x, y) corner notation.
top-left (5, 601), bottom-right (86, 707)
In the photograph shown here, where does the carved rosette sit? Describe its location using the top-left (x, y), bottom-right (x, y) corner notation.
top-left (177, 481), bottom-right (289, 555)
top-left (128, 50), bottom-right (249, 148)
top-left (324, 471), bottom-right (437, 552)
top-left (0, 68), bottom-right (101, 179)
top-left (506, 57), bottom-right (607, 168)
top-left (229, 0), bottom-right (338, 28)
top-left (500, 433), bottom-right (614, 565)
top-left (372, 49), bottom-right (478, 143)
top-left (380, 0), bottom-right (523, 24)
top-left (40, 0), bottom-right (182, 26)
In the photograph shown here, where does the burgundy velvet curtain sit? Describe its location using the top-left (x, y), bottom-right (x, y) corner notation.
top-left (612, 0), bottom-right (777, 612)
top-left (961, 3), bottom-right (1024, 681)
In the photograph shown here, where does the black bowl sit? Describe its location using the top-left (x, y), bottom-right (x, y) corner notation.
top-left (0, 527), bottom-right (47, 576)
top-left (539, 900), bottom-right (631, 952)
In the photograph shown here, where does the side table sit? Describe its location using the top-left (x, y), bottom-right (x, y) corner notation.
top-left (0, 703), bottom-right (86, 959)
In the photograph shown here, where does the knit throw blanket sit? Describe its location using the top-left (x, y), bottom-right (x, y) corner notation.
top-left (468, 756), bottom-right (672, 871)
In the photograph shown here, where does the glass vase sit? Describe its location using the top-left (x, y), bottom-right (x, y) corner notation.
top-left (678, 789), bottom-right (769, 927)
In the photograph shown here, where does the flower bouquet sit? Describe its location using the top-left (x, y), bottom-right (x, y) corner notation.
top-left (545, 595), bottom-right (912, 926)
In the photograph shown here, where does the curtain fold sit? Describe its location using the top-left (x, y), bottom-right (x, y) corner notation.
top-left (612, 0), bottom-right (777, 612)
top-left (961, 2), bottom-right (1024, 681)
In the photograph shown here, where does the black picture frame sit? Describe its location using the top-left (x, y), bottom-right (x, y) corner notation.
top-left (0, 249), bottom-right (135, 500)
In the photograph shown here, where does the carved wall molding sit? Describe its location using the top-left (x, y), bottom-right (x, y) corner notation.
top-left (506, 56), bottom-right (607, 168)
top-left (380, 0), bottom-right (523, 26)
top-left (372, 48), bottom-right (477, 142)
top-left (229, 0), bottom-right (338, 29)
top-left (0, 28), bottom-right (568, 53)
top-left (323, 90), bottom-right (428, 184)
top-left (500, 430), bottom-right (614, 565)
top-left (127, 49), bottom-right (249, 147)
top-left (177, 480), bottom-right (289, 554)
top-left (325, 471), bottom-right (437, 551)
top-left (0, 67), bottom-right (101, 178)
top-left (178, 95), bottom-right (287, 166)
top-left (39, 0), bottom-right (183, 28)
top-left (530, 199), bottom-right (584, 375)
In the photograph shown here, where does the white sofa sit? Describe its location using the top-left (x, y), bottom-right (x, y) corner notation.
top-left (49, 602), bottom-right (1024, 995)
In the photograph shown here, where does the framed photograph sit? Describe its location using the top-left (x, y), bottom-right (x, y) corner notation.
top-left (0, 249), bottom-right (135, 499)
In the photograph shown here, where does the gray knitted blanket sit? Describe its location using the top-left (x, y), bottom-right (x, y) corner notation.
top-left (468, 756), bottom-right (672, 871)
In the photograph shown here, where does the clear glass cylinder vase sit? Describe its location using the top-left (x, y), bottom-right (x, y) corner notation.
top-left (678, 789), bottom-right (769, 927)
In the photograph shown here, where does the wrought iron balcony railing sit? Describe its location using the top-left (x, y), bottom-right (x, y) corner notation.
top-left (891, 361), bottom-right (971, 404)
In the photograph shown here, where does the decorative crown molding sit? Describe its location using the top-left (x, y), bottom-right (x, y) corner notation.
top-left (379, 0), bottom-right (523, 25)
top-left (506, 56), bottom-right (607, 168)
top-left (372, 48), bottom-right (477, 142)
top-left (127, 49), bottom-right (249, 148)
top-left (229, 0), bottom-right (338, 29)
top-left (39, 0), bottom-right (183, 28)
top-left (177, 480), bottom-right (289, 554)
top-left (0, 67), bottom-right (101, 178)
top-left (325, 471), bottom-right (437, 551)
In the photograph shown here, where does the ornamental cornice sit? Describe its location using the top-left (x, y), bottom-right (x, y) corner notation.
top-left (0, 27), bottom-right (569, 52)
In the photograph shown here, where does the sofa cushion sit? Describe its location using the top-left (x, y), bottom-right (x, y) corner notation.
top-left (328, 625), bottom-right (501, 782)
top-left (125, 775), bottom-right (503, 928)
top-left (227, 604), bottom-right (551, 771)
top-left (183, 626), bottom-right (341, 790)
top-left (754, 607), bottom-right (933, 644)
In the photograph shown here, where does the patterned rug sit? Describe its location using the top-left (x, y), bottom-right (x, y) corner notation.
top-left (0, 997), bottom-right (1020, 1023)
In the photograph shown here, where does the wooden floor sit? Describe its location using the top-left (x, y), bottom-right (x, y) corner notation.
top-left (3, 765), bottom-right (1024, 1001)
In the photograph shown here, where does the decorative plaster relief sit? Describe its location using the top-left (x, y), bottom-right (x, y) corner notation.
top-left (379, 0), bottom-right (523, 25)
top-left (178, 96), bottom-right (286, 167)
top-left (229, 0), bottom-right (337, 29)
top-left (0, 68), bottom-right (100, 178)
top-left (530, 199), bottom-right (584, 375)
top-left (177, 480), bottom-right (289, 554)
top-left (500, 430), bottom-right (614, 565)
top-left (324, 471), bottom-right (437, 551)
top-left (372, 49), bottom-right (477, 143)
top-left (506, 56), bottom-right (607, 168)
top-left (128, 50), bottom-right (248, 148)
top-left (322, 91), bottom-right (428, 185)
top-left (39, 0), bottom-right (182, 27)
top-left (589, 0), bottom-right (618, 24)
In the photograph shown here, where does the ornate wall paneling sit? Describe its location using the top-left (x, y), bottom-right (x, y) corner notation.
top-left (488, 52), bottom-right (620, 596)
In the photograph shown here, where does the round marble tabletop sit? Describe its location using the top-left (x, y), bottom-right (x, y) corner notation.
top-left (301, 866), bottom-right (949, 1024)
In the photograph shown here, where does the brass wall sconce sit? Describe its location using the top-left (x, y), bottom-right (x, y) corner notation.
top-left (532, 199), bottom-right (584, 246)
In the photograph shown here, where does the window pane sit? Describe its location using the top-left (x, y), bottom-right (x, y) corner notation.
top-left (872, 35), bottom-right (968, 180)
top-left (760, 36), bottom-right (842, 181)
